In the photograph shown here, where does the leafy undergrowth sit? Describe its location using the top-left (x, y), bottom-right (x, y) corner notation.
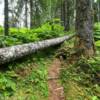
top-left (94, 22), bottom-right (100, 50)
top-left (60, 57), bottom-right (100, 100)
top-left (0, 20), bottom-right (73, 100)
top-left (0, 47), bottom-right (57, 100)
top-left (0, 20), bottom-right (66, 47)
top-left (59, 41), bottom-right (100, 100)
top-left (0, 22), bottom-right (99, 100)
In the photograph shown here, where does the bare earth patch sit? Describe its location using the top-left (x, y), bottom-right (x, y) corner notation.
top-left (48, 59), bottom-right (65, 100)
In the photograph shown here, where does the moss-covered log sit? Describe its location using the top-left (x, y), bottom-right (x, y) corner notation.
top-left (0, 35), bottom-right (74, 65)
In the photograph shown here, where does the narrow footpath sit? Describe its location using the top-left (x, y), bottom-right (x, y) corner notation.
top-left (48, 59), bottom-right (65, 100)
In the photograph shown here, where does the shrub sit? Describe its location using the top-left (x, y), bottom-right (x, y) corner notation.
top-left (0, 21), bottom-right (65, 47)
top-left (94, 23), bottom-right (100, 41)
top-left (94, 22), bottom-right (100, 31)
top-left (0, 73), bottom-right (16, 97)
top-left (0, 26), bottom-right (3, 34)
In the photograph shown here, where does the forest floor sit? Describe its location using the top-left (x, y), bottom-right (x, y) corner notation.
top-left (0, 23), bottom-right (99, 99)
top-left (48, 58), bottom-right (65, 100)
top-left (0, 41), bottom-right (99, 100)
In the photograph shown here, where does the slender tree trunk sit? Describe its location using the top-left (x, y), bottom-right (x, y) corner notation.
top-left (25, 0), bottom-right (28, 28)
top-left (90, 0), bottom-right (93, 9)
top-left (65, 0), bottom-right (70, 31)
top-left (30, 0), bottom-right (34, 28)
top-left (4, 0), bottom-right (9, 36)
top-left (61, 0), bottom-right (70, 31)
top-left (63, 0), bottom-right (66, 28)
top-left (90, 0), bottom-right (95, 22)
top-left (98, 1), bottom-right (100, 22)
top-left (75, 0), bottom-right (95, 58)
top-left (61, 0), bottom-right (64, 26)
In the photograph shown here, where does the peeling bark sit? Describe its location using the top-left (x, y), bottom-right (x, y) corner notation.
top-left (0, 35), bottom-right (74, 65)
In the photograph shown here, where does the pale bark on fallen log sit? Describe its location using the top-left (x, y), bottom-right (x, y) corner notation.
top-left (0, 35), bottom-right (74, 65)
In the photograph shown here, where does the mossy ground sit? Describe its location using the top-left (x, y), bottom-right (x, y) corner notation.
top-left (0, 47), bottom-right (57, 100)
top-left (0, 22), bottom-right (100, 100)
top-left (59, 42), bottom-right (100, 100)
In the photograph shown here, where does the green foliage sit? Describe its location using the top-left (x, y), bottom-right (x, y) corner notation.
top-left (0, 26), bottom-right (3, 34)
top-left (10, 28), bottom-right (39, 43)
top-left (94, 23), bottom-right (100, 41)
top-left (60, 56), bottom-right (100, 99)
top-left (0, 49), bottom-right (54, 99)
top-left (0, 22), bottom-right (65, 47)
top-left (32, 20), bottom-right (64, 39)
top-left (0, 36), bottom-right (22, 47)
top-left (94, 31), bottom-right (100, 41)
top-left (0, 73), bottom-right (16, 97)
top-left (95, 40), bottom-right (100, 48)
top-left (94, 23), bottom-right (100, 31)
top-left (26, 63), bottom-right (48, 97)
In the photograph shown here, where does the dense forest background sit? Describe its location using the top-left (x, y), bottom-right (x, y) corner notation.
top-left (0, 0), bottom-right (99, 30)
top-left (0, 0), bottom-right (100, 100)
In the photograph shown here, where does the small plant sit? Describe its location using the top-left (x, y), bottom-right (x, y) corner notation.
top-left (94, 22), bottom-right (100, 41)
top-left (94, 22), bottom-right (100, 31)
top-left (60, 55), bottom-right (100, 100)
top-left (24, 61), bottom-right (48, 97)
top-left (0, 22), bottom-right (65, 47)
top-left (0, 73), bottom-right (16, 97)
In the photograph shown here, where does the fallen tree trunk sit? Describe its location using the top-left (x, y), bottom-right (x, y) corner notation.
top-left (0, 35), bottom-right (74, 65)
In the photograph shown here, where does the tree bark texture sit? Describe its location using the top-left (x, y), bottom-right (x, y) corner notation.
top-left (4, 0), bottom-right (9, 36)
top-left (0, 35), bottom-right (74, 65)
top-left (30, 0), bottom-right (34, 28)
top-left (61, 0), bottom-right (70, 31)
top-left (98, 1), bottom-right (100, 22)
top-left (75, 0), bottom-right (95, 58)
top-left (25, 0), bottom-right (28, 28)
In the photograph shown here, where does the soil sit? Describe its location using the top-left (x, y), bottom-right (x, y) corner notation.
top-left (48, 59), bottom-right (65, 100)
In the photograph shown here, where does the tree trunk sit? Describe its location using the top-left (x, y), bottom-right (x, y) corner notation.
top-left (25, 0), bottom-right (28, 28)
top-left (30, 0), bottom-right (34, 28)
top-left (65, 0), bottom-right (70, 31)
top-left (0, 35), bottom-right (74, 65)
top-left (4, 0), bottom-right (9, 36)
top-left (75, 0), bottom-right (95, 58)
top-left (61, 0), bottom-right (64, 26)
top-left (98, 1), bottom-right (100, 22)
top-left (61, 0), bottom-right (70, 31)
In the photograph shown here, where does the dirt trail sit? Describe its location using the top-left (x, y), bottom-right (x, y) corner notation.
top-left (48, 59), bottom-right (65, 100)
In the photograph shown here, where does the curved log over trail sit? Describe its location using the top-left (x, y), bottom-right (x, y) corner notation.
top-left (0, 35), bottom-right (74, 65)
